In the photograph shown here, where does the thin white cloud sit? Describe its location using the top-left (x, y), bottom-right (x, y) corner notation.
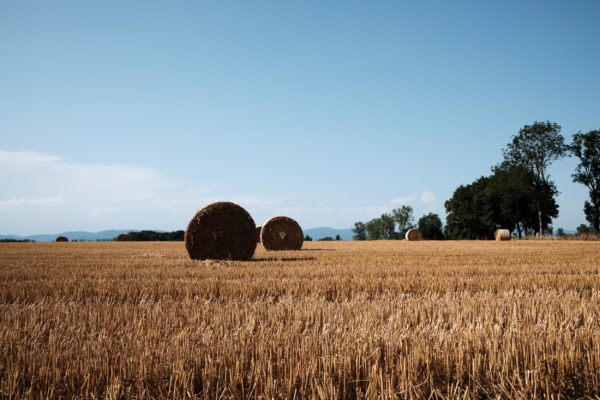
top-left (0, 150), bottom-right (214, 234)
top-left (0, 150), bottom-right (62, 166)
top-left (0, 196), bottom-right (65, 208)
top-left (390, 195), bottom-right (416, 205)
top-left (420, 191), bottom-right (436, 204)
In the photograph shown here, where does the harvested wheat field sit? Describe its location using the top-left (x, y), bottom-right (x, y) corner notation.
top-left (1, 240), bottom-right (600, 399)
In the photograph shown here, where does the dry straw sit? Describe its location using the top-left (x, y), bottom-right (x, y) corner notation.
top-left (261, 216), bottom-right (303, 250)
top-left (256, 226), bottom-right (262, 243)
top-left (55, 236), bottom-right (69, 242)
top-left (185, 201), bottom-right (257, 261)
top-left (405, 229), bottom-right (422, 241)
top-left (495, 229), bottom-right (511, 241)
top-left (116, 234), bottom-right (130, 242)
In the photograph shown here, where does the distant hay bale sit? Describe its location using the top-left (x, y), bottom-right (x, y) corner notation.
top-left (185, 201), bottom-right (257, 261)
top-left (55, 236), bottom-right (69, 242)
top-left (261, 216), bottom-right (303, 251)
top-left (405, 229), bottom-right (422, 241)
top-left (495, 229), bottom-right (511, 241)
top-left (256, 226), bottom-right (262, 243)
top-left (117, 233), bottom-right (130, 242)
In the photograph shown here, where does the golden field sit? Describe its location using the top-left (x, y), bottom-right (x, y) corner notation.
top-left (1, 240), bottom-right (599, 399)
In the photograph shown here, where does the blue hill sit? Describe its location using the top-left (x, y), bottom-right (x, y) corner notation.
top-left (0, 230), bottom-right (137, 242)
top-left (303, 227), bottom-right (354, 241)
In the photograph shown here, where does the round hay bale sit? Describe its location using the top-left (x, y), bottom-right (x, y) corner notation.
top-left (256, 226), bottom-right (262, 243)
top-left (405, 229), bottom-right (422, 241)
top-left (117, 233), bottom-right (130, 242)
top-left (55, 236), bottom-right (69, 242)
top-left (185, 202), bottom-right (257, 261)
top-left (261, 216), bottom-right (303, 250)
top-left (495, 229), bottom-right (511, 241)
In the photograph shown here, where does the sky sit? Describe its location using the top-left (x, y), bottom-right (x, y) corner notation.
top-left (1, 1), bottom-right (599, 236)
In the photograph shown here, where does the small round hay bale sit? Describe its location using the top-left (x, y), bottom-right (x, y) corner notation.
top-left (55, 236), bottom-right (69, 242)
top-left (261, 216), bottom-right (303, 250)
top-left (185, 202), bottom-right (257, 261)
top-left (495, 229), bottom-right (511, 241)
top-left (405, 229), bottom-right (422, 241)
top-left (256, 226), bottom-right (262, 243)
top-left (117, 233), bottom-right (130, 242)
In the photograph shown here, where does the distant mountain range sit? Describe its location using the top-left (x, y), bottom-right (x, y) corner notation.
top-left (0, 230), bottom-right (137, 242)
top-left (302, 227), bottom-right (354, 241)
top-left (0, 227), bottom-right (355, 242)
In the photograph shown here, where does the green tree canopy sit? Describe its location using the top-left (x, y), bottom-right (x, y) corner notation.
top-left (503, 121), bottom-right (567, 182)
top-left (486, 164), bottom-right (558, 237)
top-left (570, 130), bottom-right (600, 233)
top-left (576, 224), bottom-right (592, 234)
top-left (392, 206), bottom-right (415, 238)
top-left (445, 165), bottom-right (558, 239)
top-left (417, 213), bottom-right (444, 240)
top-left (445, 177), bottom-right (494, 240)
top-left (352, 222), bottom-right (367, 240)
top-left (365, 213), bottom-right (396, 240)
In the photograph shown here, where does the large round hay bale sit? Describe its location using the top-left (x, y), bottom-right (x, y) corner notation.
top-left (256, 226), bottom-right (262, 243)
top-left (117, 233), bottom-right (130, 242)
top-left (55, 236), bottom-right (69, 242)
top-left (405, 229), bottom-right (422, 241)
top-left (495, 229), bottom-right (511, 241)
top-left (185, 202), bottom-right (257, 261)
top-left (261, 216), bottom-right (303, 250)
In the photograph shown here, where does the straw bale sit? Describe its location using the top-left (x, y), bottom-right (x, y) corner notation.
top-left (185, 201), bottom-right (257, 260)
top-left (405, 229), bottom-right (422, 241)
top-left (256, 226), bottom-right (262, 243)
top-left (55, 236), bottom-right (69, 242)
top-left (495, 229), bottom-right (511, 241)
top-left (117, 233), bottom-right (130, 242)
top-left (261, 216), bottom-right (303, 250)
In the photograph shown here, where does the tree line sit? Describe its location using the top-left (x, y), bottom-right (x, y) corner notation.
top-left (352, 206), bottom-right (444, 240)
top-left (352, 122), bottom-right (600, 240)
top-left (124, 230), bottom-right (185, 241)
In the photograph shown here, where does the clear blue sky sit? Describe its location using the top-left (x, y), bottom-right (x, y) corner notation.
top-left (1, 1), bottom-right (599, 235)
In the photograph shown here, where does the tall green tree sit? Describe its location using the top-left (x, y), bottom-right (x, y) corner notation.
top-left (379, 213), bottom-right (397, 239)
top-left (502, 121), bottom-right (567, 235)
top-left (417, 213), bottom-right (444, 240)
top-left (365, 218), bottom-right (384, 240)
top-left (391, 206), bottom-right (415, 238)
top-left (352, 222), bottom-right (367, 240)
top-left (570, 130), bottom-right (600, 233)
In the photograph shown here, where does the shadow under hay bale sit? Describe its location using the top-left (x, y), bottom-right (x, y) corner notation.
top-left (185, 201), bottom-right (257, 261)
top-left (261, 216), bottom-right (303, 251)
top-left (116, 233), bottom-right (130, 242)
top-left (495, 229), bottom-right (511, 241)
top-left (256, 226), bottom-right (262, 243)
top-left (405, 229), bottom-right (422, 241)
top-left (55, 236), bottom-right (69, 242)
